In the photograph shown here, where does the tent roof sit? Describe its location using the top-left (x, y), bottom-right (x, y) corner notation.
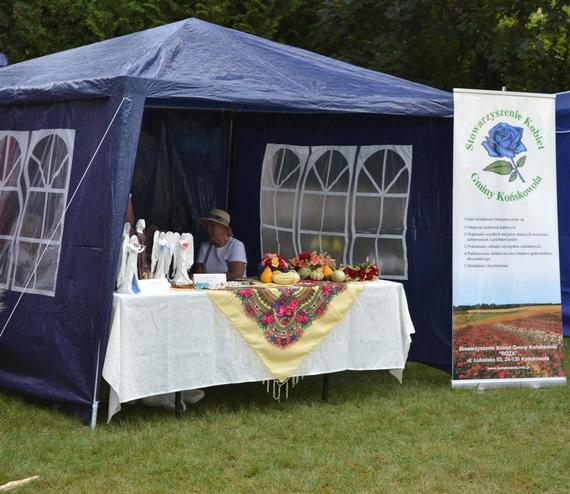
top-left (0, 18), bottom-right (452, 116)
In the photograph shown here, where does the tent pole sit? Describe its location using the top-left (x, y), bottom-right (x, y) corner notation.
top-left (225, 110), bottom-right (235, 210)
top-left (90, 341), bottom-right (101, 429)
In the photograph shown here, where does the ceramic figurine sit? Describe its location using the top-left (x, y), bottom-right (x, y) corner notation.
top-left (117, 235), bottom-right (145, 294)
top-left (171, 233), bottom-right (194, 285)
top-left (115, 222), bottom-right (131, 289)
top-left (151, 231), bottom-right (175, 279)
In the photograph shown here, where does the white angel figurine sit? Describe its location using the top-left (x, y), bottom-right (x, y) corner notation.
top-left (151, 231), bottom-right (174, 279)
top-left (171, 233), bottom-right (194, 285)
top-left (182, 232), bottom-right (194, 266)
top-left (117, 235), bottom-right (145, 294)
top-left (115, 222), bottom-right (131, 289)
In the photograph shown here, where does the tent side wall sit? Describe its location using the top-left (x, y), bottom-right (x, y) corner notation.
top-left (129, 108), bottom-right (231, 246)
top-left (230, 112), bottom-right (453, 370)
top-left (0, 94), bottom-right (145, 422)
top-left (556, 94), bottom-right (570, 337)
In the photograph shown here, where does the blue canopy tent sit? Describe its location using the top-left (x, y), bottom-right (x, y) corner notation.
top-left (556, 91), bottom-right (570, 336)
top-left (0, 18), bottom-right (454, 425)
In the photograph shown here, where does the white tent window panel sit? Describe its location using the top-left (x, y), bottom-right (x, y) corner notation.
top-left (260, 144), bottom-right (309, 256)
top-left (11, 129), bottom-right (75, 296)
top-left (260, 144), bottom-right (412, 280)
top-left (297, 146), bottom-right (356, 263)
top-left (351, 145), bottom-right (412, 279)
top-left (0, 131), bottom-right (30, 288)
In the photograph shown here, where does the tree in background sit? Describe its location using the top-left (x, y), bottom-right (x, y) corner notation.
top-left (0, 0), bottom-right (317, 62)
top-left (309, 0), bottom-right (570, 93)
top-left (0, 0), bottom-right (568, 93)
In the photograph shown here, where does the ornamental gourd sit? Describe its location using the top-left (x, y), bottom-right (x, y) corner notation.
top-left (331, 269), bottom-right (346, 282)
top-left (322, 265), bottom-right (333, 279)
top-left (260, 266), bottom-right (273, 284)
top-left (310, 269), bottom-right (324, 281)
top-left (298, 267), bottom-right (312, 279)
top-left (272, 271), bottom-right (298, 285)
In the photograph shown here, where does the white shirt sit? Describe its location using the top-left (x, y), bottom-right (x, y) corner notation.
top-left (196, 237), bottom-right (247, 276)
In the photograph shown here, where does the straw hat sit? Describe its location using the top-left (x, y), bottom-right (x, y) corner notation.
top-left (198, 208), bottom-right (231, 228)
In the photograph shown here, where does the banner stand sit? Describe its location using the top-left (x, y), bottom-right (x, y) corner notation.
top-left (451, 376), bottom-right (566, 390)
top-left (452, 88), bottom-right (566, 388)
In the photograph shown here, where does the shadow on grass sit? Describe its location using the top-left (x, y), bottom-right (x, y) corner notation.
top-left (0, 387), bottom-right (90, 426)
top-left (0, 365), bottom-right (445, 428)
top-left (5, 337), bottom-right (568, 427)
top-left (103, 362), bottom-right (452, 427)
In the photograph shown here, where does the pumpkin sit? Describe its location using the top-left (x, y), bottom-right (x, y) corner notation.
top-left (298, 267), bottom-right (312, 279)
top-left (322, 265), bottom-right (333, 279)
top-left (260, 266), bottom-right (273, 284)
top-left (331, 269), bottom-right (346, 282)
top-left (310, 269), bottom-right (324, 281)
top-left (291, 270), bottom-right (301, 283)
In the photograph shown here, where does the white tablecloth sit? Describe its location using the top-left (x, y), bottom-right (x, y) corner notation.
top-left (102, 279), bottom-right (415, 421)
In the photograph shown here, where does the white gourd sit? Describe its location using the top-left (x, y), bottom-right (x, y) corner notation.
top-left (331, 270), bottom-right (346, 282)
top-left (273, 271), bottom-right (297, 285)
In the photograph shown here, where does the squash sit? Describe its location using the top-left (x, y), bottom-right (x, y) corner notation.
top-left (298, 267), bottom-right (312, 279)
top-left (260, 266), bottom-right (273, 284)
top-left (331, 269), bottom-right (346, 282)
top-left (273, 271), bottom-right (298, 285)
top-left (291, 270), bottom-right (301, 283)
top-left (310, 269), bottom-right (324, 281)
top-left (322, 265), bottom-right (333, 279)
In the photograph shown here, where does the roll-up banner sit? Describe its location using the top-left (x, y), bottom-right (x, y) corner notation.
top-left (452, 89), bottom-right (566, 388)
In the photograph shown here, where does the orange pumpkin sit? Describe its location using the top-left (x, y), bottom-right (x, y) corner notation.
top-left (322, 265), bottom-right (333, 279)
top-left (260, 266), bottom-right (273, 283)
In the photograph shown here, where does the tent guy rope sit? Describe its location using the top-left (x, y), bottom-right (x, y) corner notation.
top-left (0, 97), bottom-right (132, 340)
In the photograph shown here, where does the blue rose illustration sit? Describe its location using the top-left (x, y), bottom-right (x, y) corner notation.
top-left (482, 123), bottom-right (527, 158)
top-left (481, 122), bottom-right (527, 183)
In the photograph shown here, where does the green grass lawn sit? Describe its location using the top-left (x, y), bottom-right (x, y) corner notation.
top-left (1, 340), bottom-right (569, 493)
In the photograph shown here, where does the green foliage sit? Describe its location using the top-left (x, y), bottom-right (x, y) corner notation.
top-left (0, 0), bottom-right (318, 64)
top-left (310, 0), bottom-right (570, 92)
top-left (0, 0), bottom-right (179, 62)
top-left (0, 0), bottom-right (569, 92)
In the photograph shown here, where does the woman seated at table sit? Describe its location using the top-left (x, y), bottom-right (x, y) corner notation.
top-left (194, 208), bottom-right (247, 280)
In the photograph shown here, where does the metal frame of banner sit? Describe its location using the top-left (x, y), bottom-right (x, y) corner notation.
top-left (451, 377), bottom-right (566, 390)
top-left (454, 87), bottom-right (555, 99)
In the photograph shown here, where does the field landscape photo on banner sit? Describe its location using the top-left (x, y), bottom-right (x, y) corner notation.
top-left (452, 89), bottom-right (565, 386)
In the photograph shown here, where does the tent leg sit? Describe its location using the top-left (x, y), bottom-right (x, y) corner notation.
top-left (174, 391), bottom-right (183, 418)
top-left (322, 374), bottom-right (330, 402)
top-left (90, 341), bottom-right (102, 429)
top-left (91, 401), bottom-right (99, 430)
top-left (90, 400), bottom-right (99, 430)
